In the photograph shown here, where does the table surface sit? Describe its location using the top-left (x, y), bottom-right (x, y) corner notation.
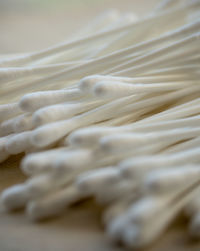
top-left (1, 0), bottom-right (200, 250)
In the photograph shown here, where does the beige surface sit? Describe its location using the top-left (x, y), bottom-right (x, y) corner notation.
top-left (1, 1), bottom-right (200, 250)
top-left (0, 0), bottom-right (157, 54)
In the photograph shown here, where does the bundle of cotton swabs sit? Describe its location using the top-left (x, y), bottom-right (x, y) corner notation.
top-left (0, 0), bottom-right (200, 248)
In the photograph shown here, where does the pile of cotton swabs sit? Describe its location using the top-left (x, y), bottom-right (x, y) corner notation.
top-left (0, 0), bottom-right (200, 248)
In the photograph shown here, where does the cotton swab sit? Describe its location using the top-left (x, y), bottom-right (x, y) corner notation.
top-left (0, 103), bottom-right (22, 122)
top-left (26, 185), bottom-right (85, 221)
top-left (1, 184), bottom-right (30, 211)
top-left (68, 114), bottom-right (200, 148)
top-left (19, 89), bottom-right (83, 112)
top-left (0, 0), bottom-right (200, 249)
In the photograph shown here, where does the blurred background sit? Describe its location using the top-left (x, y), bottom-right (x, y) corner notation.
top-left (0, 0), bottom-right (157, 54)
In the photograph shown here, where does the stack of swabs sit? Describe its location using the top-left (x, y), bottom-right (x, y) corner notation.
top-left (0, 0), bottom-right (200, 248)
